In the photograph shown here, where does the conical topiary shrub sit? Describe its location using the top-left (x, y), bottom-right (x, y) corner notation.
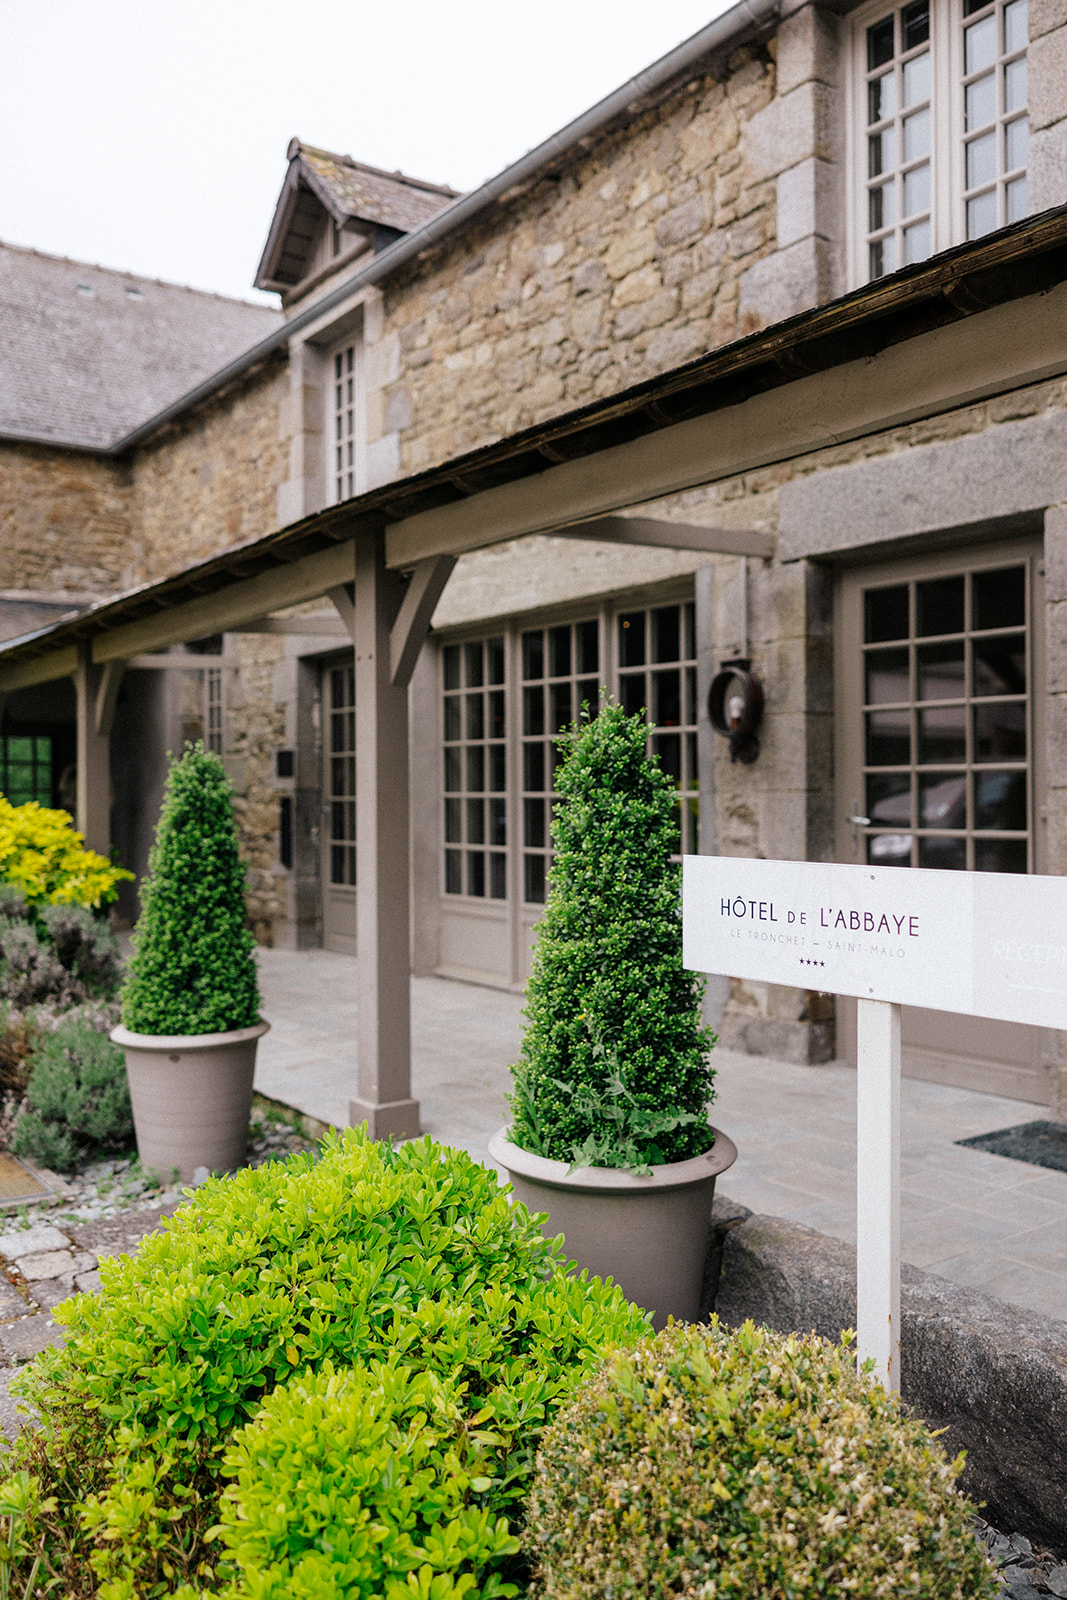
top-left (507, 698), bottom-right (716, 1172)
top-left (122, 743), bottom-right (260, 1036)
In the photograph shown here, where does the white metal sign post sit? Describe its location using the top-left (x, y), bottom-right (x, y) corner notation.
top-left (683, 855), bottom-right (1067, 1391)
top-left (856, 996), bottom-right (900, 1388)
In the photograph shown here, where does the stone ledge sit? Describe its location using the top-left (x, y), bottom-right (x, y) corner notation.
top-left (707, 1200), bottom-right (1067, 1553)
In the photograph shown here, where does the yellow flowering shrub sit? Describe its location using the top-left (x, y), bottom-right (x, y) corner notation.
top-left (0, 798), bottom-right (133, 907)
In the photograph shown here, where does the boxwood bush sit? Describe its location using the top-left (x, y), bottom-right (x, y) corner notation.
top-left (507, 699), bottom-right (715, 1173)
top-left (3, 1130), bottom-right (648, 1598)
top-left (213, 1359), bottom-right (521, 1600)
top-left (121, 743), bottom-right (260, 1036)
top-left (527, 1318), bottom-right (997, 1600)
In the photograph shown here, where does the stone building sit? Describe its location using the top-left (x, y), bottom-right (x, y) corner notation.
top-left (1, 0), bottom-right (1066, 1132)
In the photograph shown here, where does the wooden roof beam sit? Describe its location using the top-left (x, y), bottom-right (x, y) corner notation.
top-left (228, 614), bottom-right (350, 635)
top-left (91, 543), bottom-right (357, 667)
top-left (555, 516), bottom-right (774, 558)
top-left (385, 278), bottom-right (1067, 568)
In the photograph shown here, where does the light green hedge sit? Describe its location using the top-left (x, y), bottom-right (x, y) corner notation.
top-left (3, 1130), bottom-right (648, 1598)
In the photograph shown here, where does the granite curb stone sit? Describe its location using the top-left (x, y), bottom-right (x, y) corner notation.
top-left (709, 1200), bottom-right (1067, 1553)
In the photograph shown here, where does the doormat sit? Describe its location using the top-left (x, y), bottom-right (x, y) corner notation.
top-left (0, 1152), bottom-right (51, 1203)
top-left (957, 1120), bottom-right (1067, 1174)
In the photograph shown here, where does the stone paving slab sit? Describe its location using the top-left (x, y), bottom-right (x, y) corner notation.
top-left (0, 1370), bottom-right (37, 1443)
top-left (16, 1249), bottom-right (95, 1281)
top-left (29, 1278), bottom-right (76, 1312)
top-left (0, 1318), bottom-right (65, 1362)
top-left (65, 1205), bottom-right (179, 1257)
top-left (0, 1225), bottom-right (70, 1259)
top-left (0, 1282), bottom-right (29, 1321)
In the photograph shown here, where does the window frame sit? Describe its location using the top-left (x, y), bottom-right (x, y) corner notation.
top-left (846, 0), bottom-right (1029, 288)
top-left (438, 589), bottom-right (699, 917)
top-left (326, 335), bottom-right (366, 506)
top-left (835, 534), bottom-right (1045, 879)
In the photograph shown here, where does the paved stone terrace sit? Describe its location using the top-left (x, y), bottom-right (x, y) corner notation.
top-left (254, 948), bottom-right (1067, 1325)
top-left (0, 1208), bottom-right (179, 1435)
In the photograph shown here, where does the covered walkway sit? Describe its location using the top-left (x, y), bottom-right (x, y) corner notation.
top-left (254, 949), bottom-right (1067, 1327)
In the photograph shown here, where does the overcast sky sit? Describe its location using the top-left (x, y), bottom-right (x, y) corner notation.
top-left (2, 0), bottom-right (735, 305)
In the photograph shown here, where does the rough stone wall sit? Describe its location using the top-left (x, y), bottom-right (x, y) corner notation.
top-left (380, 44), bottom-right (780, 477)
top-left (0, 444), bottom-right (133, 594)
top-left (119, 361), bottom-right (289, 931)
top-left (130, 359), bottom-right (287, 585)
top-left (712, 1205), bottom-right (1067, 1552)
top-left (222, 634), bottom-right (288, 944)
top-left (365, 2), bottom-right (844, 485)
top-left (1029, 0), bottom-right (1067, 211)
top-left (634, 376), bottom-right (1067, 1058)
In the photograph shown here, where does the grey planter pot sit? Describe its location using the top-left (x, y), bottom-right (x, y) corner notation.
top-left (487, 1124), bottom-right (737, 1329)
top-left (112, 1020), bottom-right (269, 1185)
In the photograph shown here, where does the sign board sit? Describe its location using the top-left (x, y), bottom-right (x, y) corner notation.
top-left (683, 855), bottom-right (1067, 1031)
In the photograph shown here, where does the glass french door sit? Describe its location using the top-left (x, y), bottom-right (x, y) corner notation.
top-left (437, 592), bottom-right (699, 987)
top-left (836, 537), bottom-right (1051, 1102)
top-left (321, 657), bottom-right (357, 954)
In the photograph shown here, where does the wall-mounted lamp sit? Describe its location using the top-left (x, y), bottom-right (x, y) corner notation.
top-left (708, 657), bottom-right (764, 765)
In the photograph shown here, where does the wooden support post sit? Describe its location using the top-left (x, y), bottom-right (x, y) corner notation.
top-left (73, 646), bottom-right (111, 854)
top-left (350, 533), bottom-right (420, 1141)
top-left (856, 997), bottom-right (902, 1391)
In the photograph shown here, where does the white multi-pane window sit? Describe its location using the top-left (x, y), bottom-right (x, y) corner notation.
top-left (860, 562), bottom-right (1032, 872)
top-left (329, 340), bottom-right (362, 504)
top-left (327, 662), bottom-right (357, 888)
top-left (442, 636), bottom-right (508, 901)
top-left (204, 668), bottom-right (223, 755)
top-left (851, 0), bottom-right (1028, 285)
top-left (961, 0), bottom-right (1028, 238)
top-left (441, 598), bottom-right (698, 911)
top-left (862, 0), bottom-right (935, 276)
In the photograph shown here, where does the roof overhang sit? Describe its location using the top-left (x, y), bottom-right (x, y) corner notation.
top-left (3, 207), bottom-right (1066, 692)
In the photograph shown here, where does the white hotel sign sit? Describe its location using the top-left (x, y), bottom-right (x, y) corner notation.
top-left (682, 854), bottom-right (1067, 1392)
top-left (683, 855), bottom-right (1067, 1030)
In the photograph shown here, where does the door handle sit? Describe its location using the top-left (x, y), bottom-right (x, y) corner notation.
top-left (848, 801), bottom-right (870, 855)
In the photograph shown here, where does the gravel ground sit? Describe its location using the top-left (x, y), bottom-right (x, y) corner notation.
top-left (0, 1113), bottom-right (1059, 1596)
top-left (35, 1103), bottom-right (321, 1225)
top-left (974, 1521), bottom-right (1067, 1597)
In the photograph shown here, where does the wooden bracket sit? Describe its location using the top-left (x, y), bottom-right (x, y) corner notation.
top-left (328, 584), bottom-right (356, 640)
top-left (389, 556), bottom-right (456, 687)
top-left (94, 660), bottom-right (126, 737)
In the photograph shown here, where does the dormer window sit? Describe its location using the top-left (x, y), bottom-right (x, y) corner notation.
top-left (851, 0), bottom-right (1028, 284)
top-left (254, 143), bottom-right (459, 301)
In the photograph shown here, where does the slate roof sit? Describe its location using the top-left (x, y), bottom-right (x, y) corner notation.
top-left (0, 242), bottom-right (285, 451)
top-left (293, 143), bottom-right (459, 234)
